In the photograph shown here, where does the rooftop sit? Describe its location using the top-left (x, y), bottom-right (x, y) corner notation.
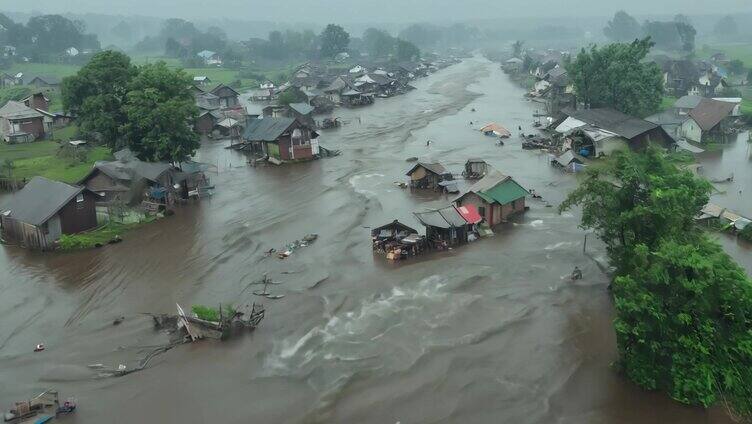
top-left (1, 177), bottom-right (87, 226)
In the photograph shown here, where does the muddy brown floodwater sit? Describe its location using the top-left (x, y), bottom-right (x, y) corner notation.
top-left (0, 56), bottom-right (745, 423)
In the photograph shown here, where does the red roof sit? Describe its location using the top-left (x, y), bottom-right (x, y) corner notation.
top-left (455, 204), bottom-right (482, 224)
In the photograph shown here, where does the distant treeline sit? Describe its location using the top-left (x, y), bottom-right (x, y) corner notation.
top-left (0, 13), bottom-right (100, 64)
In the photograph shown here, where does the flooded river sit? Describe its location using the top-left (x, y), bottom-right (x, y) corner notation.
top-left (0, 56), bottom-right (744, 423)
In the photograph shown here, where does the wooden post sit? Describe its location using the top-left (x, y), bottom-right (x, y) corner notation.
top-left (583, 234), bottom-right (588, 253)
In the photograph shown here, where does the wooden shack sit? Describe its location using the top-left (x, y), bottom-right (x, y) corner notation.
top-left (0, 177), bottom-right (99, 250)
top-left (454, 171), bottom-right (528, 226)
top-left (371, 220), bottom-right (425, 260)
top-left (406, 162), bottom-right (451, 190)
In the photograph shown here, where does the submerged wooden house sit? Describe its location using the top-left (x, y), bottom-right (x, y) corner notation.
top-left (454, 171), bottom-right (528, 226)
top-left (0, 177), bottom-right (99, 250)
top-left (242, 117), bottom-right (319, 162)
top-left (414, 205), bottom-right (470, 249)
top-left (406, 162), bottom-right (451, 190)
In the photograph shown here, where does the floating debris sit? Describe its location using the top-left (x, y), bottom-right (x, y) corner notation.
top-left (278, 234), bottom-right (318, 259)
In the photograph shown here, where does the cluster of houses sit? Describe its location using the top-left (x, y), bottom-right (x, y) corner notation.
top-left (192, 83), bottom-right (247, 138)
top-left (250, 58), bottom-right (459, 108)
top-left (0, 148), bottom-right (211, 250)
top-left (0, 92), bottom-right (70, 143)
top-left (373, 161), bottom-right (529, 260)
top-left (0, 72), bottom-right (61, 89)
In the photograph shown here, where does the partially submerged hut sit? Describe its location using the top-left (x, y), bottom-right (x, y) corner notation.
top-left (406, 162), bottom-right (451, 190)
top-left (463, 159), bottom-right (489, 179)
top-left (480, 123), bottom-right (511, 138)
top-left (454, 171), bottom-right (528, 226)
top-left (0, 177), bottom-right (99, 250)
top-left (371, 220), bottom-right (425, 260)
top-left (414, 205), bottom-right (470, 249)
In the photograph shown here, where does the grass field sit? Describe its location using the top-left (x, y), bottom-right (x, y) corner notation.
top-left (58, 218), bottom-right (154, 250)
top-left (8, 63), bottom-right (81, 79)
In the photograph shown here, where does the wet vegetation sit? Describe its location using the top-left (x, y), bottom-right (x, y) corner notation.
top-left (561, 149), bottom-right (752, 417)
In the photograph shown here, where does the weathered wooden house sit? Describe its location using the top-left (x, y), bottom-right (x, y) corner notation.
top-left (454, 171), bottom-right (528, 226)
top-left (242, 117), bottom-right (319, 162)
top-left (0, 177), bottom-right (99, 250)
top-left (406, 162), bottom-right (451, 190)
top-left (0, 100), bottom-right (46, 143)
top-left (210, 84), bottom-right (241, 109)
top-left (414, 205), bottom-right (470, 248)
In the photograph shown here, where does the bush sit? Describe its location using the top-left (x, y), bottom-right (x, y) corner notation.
top-left (740, 225), bottom-right (752, 242)
top-left (191, 304), bottom-right (236, 322)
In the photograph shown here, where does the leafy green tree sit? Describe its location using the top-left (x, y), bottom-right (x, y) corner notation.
top-left (643, 21), bottom-right (682, 51)
top-left (61, 50), bottom-right (137, 149)
top-left (561, 149), bottom-right (752, 417)
top-left (604, 11), bottom-right (643, 42)
top-left (25, 15), bottom-right (85, 55)
top-left (567, 37), bottom-right (663, 117)
top-left (122, 62), bottom-right (199, 164)
top-left (674, 21), bottom-right (696, 52)
top-left (320, 24), bottom-right (350, 58)
top-left (278, 88), bottom-right (305, 106)
top-left (363, 28), bottom-right (394, 58)
top-left (395, 39), bottom-right (420, 61)
top-left (560, 149), bottom-right (711, 268)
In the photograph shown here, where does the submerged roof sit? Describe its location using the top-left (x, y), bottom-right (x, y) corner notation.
top-left (414, 205), bottom-right (467, 229)
top-left (243, 117), bottom-right (296, 141)
top-left (1, 177), bottom-right (86, 226)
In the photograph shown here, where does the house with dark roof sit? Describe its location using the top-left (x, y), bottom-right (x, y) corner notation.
top-left (79, 150), bottom-right (177, 205)
top-left (0, 177), bottom-right (99, 250)
top-left (21, 92), bottom-right (50, 112)
top-left (413, 205), bottom-right (470, 247)
top-left (25, 75), bottom-right (61, 88)
top-left (454, 171), bottom-right (528, 226)
top-left (558, 108), bottom-right (673, 155)
top-left (242, 117), bottom-right (319, 162)
top-left (406, 162), bottom-right (451, 190)
top-left (680, 98), bottom-right (735, 143)
top-left (210, 84), bottom-right (241, 110)
top-left (0, 100), bottom-right (46, 143)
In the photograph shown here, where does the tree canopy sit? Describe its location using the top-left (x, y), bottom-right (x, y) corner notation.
top-left (566, 37), bottom-right (663, 118)
top-left (122, 62), bottom-right (199, 164)
top-left (561, 149), bottom-right (752, 418)
top-left (603, 11), bottom-right (643, 42)
top-left (360, 28), bottom-right (420, 61)
top-left (61, 50), bottom-right (137, 149)
top-left (0, 13), bottom-right (99, 62)
top-left (320, 24), bottom-right (350, 58)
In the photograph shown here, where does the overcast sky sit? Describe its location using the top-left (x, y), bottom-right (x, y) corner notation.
top-left (1, 0), bottom-right (750, 22)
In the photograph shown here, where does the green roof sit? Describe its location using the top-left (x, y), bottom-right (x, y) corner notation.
top-left (477, 179), bottom-right (528, 204)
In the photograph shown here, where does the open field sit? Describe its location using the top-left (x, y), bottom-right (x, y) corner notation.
top-left (1, 137), bottom-right (110, 183)
top-left (7, 63), bottom-right (81, 79)
top-left (698, 44), bottom-right (752, 67)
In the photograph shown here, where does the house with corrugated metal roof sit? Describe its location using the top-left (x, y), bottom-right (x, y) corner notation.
top-left (0, 100), bottom-right (46, 143)
top-left (242, 117), bottom-right (319, 163)
top-left (454, 171), bottom-right (529, 226)
top-left (414, 205), bottom-right (470, 248)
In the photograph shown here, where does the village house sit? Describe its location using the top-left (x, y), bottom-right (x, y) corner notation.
top-left (65, 47), bottom-right (80, 57)
top-left (371, 220), bottom-right (425, 260)
top-left (0, 72), bottom-right (17, 87)
top-left (414, 205), bottom-right (471, 248)
top-left (242, 117), bottom-right (319, 163)
top-left (210, 84), bottom-right (241, 110)
top-left (454, 171), bottom-right (528, 226)
top-left (551, 150), bottom-right (586, 172)
top-left (556, 108), bottom-right (673, 156)
top-left (680, 98), bottom-right (735, 144)
top-left (79, 149), bottom-right (210, 207)
top-left (193, 76), bottom-right (212, 86)
top-left (197, 50), bottom-right (222, 66)
top-left (21, 92), bottom-right (50, 111)
top-left (286, 103), bottom-right (316, 129)
top-left (0, 177), bottom-right (99, 250)
top-left (406, 162), bottom-right (451, 190)
top-left (0, 100), bottom-right (46, 143)
top-left (2, 45), bottom-right (16, 58)
top-left (324, 76), bottom-right (356, 104)
top-left (25, 75), bottom-right (60, 88)
top-left (698, 71), bottom-right (726, 97)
